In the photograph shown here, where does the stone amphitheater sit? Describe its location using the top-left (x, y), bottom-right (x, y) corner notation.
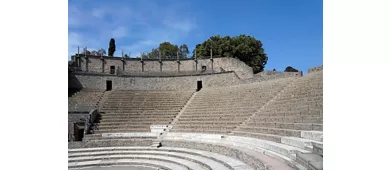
top-left (68, 55), bottom-right (323, 170)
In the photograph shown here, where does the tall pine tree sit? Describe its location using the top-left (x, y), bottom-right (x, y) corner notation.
top-left (108, 38), bottom-right (116, 56)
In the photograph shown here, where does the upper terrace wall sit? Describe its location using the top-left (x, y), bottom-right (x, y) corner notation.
top-left (74, 55), bottom-right (254, 79)
top-left (308, 65), bottom-right (323, 73)
top-left (69, 71), bottom-right (241, 90)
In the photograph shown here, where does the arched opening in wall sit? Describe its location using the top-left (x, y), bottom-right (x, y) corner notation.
top-left (197, 80), bottom-right (202, 91)
top-left (106, 80), bottom-right (112, 91)
top-left (74, 122), bottom-right (84, 141)
top-left (110, 66), bottom-right (115, 74)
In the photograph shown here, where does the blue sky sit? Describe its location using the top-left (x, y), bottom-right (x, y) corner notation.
top-left (68, 0), bottom-right (322, 73)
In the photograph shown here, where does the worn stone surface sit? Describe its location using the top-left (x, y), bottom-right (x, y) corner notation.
top-left (161, 140), bottom-right (267, 170)
top-left (68, 139), bottom-right (153, 149)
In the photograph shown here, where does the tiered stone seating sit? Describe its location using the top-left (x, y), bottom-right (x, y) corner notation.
top-left (171, 77), bottom-right (297, 134)
top-left (232, 71), bottom-right (323, 143)
top-left (87, 90), bottom-right (194, 140)
top-left (232, 71), bottom-right (323, 169)
top-left (68, 146), bottom-right (253, 170)
top-left (68, 89), bottom-right (105, 112)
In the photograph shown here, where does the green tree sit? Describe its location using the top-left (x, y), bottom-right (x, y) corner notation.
top-left (108, 38), bottom-right (116, 56)
top-left (124, 54), bottom-right (130, 58)
top-left (159, 42), bottom-right (179, 59)
top-left (193, 34), bottom-right (268, 73)
top-left (284, 66), bottom-right (299, 72)
top-left (179, 44), bottom-right (190, 58)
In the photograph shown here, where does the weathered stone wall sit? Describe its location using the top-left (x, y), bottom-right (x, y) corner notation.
top-left (76, 56), bottom-right (253, 79)
top-left (308, 65), bottom-right (323, 73)
top-left (68, 139), bottom-right (153, 148)
top-left (245, 70), bottom-right (302, 83)
top-left (69, 72), bottom-right (242, 90)
top-left (68, 113), bottom-right (89, 123)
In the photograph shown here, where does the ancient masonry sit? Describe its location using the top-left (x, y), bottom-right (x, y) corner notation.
top-left (68, 55), bottom-right (323, 170)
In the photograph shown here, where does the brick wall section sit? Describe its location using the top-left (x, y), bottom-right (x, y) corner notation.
top-left (77, 56), bottom-right (254, 79)
top-left (69, 72), bottom-right (242, 90)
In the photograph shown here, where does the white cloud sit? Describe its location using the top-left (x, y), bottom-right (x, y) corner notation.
top-left (68, 0), bottom-right (198, 59)
top-left (111, 26), bottom-right (128, 39)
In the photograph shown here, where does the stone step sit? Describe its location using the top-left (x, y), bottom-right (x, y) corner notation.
top-left (301, 131), bottom-right (323, 142)
top-left (68, 146), bottom-right (253, 170)
top-left (245, 122), bottom-right (323, 131)
top-left (180, 113), bottom-right (252, 117)
top-left (296, 152), bottom-right (323, 170)
top-left (100, 118), bottom-right (174, 123)
top-left (238, 126), bottom-right (302, 137)
top-left (173, 124), bottom-right (237, 129)
top-left (68, 158), bottom-right (187, 170)
top-left (97, 125), bottom-right (159, 130)
top-left (280, 136), bottom-right (323, 151)
top-left (178, 117), bottom-right (248, 122)
top-left (175, 120), bottom-right (243, 125)
top-left (95, 129), bottom-right (151, 133)
top-left (312, 142), bottom-right (323, 156)
top-left (169, 128), bottom-right (231, 134)
top-left (250, 116), bottom-right (322, 123)
top-left (255, 110), bottom-right (322, 117)
top-left (231, 131), bottom-right (283, 143)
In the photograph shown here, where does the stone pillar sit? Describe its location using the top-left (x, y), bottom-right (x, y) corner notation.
top-left (177, 51), bottom-right (180, 72)
top-left (101, 53), bottom-right (104, 73)
top-left (77, 46), bottom-right (80, 67)
top-left (194, 50), bottom-right (198, 72)
top-left (140, 58), bottom-right (144, 72)
top-left (121, 50), bottom-right (125, 71)
top-left (210, 49), bottom-right (213, 73)
top-left (159, 51), bottom-right (162, 72)
top-left (85, 47), bottom-right (89, 72)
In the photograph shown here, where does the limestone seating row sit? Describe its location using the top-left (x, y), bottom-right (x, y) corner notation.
top-left (101, 115), bottom-right (176, 120)
top-left (68, 146), bottom-right (253, 170)
top-left (178, 117), bottom-right (248, 122)
top-left (100, 119), bottom-right (173, 124)
top-left (272, 96), bottom-right (322, 103)
top-left (96, 129), bottom-right (152, 133)
top-left (255, 110), bottom-right (322, 117)
top-left (178, 114), bottom-right (252, 120)
top-left (104, 99), bottom-right (189, 102)
top-left (186, 102), bottom-right (268, 107)
top-left (261, 106), bottom-right (323, 113)
top-left (236, 126), bottom-right (302, 137)
top-left (244, 122), bottom-right (323, 131)
top-left (98, 124), bottom-right (165, 130)
top-left (183, 109), bottom-right (257, 114)
top-left (161, 133), bottom-right (312, 169)
top-left (101, 114), bottom-right (178, 118)
top-left (68, 90), bottom-right (104, 112)
top-left (250, 116), bottom-right (322, 123)
top-left (231, 131), bottom-right (283, 143)
top-left (169, 129), bottom-right (232, 134)
top-left (175, 120), bottom-right (243, 125)
top-left (231, 130), bottom-right (323, 150)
